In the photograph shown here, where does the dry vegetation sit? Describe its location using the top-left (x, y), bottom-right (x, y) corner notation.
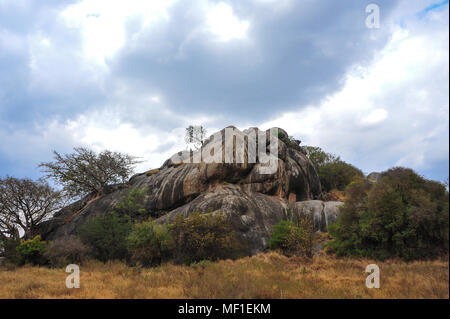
top-left (0, 252), bottom-right (448, 299)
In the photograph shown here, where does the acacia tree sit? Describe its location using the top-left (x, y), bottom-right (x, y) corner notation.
top-left (0, 177), bottom-right (64, 239)
top-left (185, 125), bottom-right (207, 150)
top-left (39, 147), bottom-right (140, 199)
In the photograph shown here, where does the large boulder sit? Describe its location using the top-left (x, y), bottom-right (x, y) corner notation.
top-left (156, 184), bottom-right (287, 255)
top-left (288, 200), bottom-right (344, 232)
top-left (38, 126), bottom-right (327, 255)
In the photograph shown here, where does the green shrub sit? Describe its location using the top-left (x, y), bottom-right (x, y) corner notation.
top-left (269, 218), bottom-right (313, 257)
top-left (0, 237), bottom-right (20, 265)
top-left (112, 187), bottom-right (148, 220)
top-left (328, 167), bottom-right (449, 260)
top-left (302, 145), bottom-right (363, 193)
top-left (127, 219), bottom-right (174, 266)
top-left (318, 161), bottom-right (364, 193)
top-left (302, 146), bottom-right (339, 169)
top-left (16, 235), bottom-right (47, 265)
top-left (44, 236), bottom-right (92, 267)
top-left (78, 212), bottom-right (132, 262)
top-left (169, 212), bottom-right (245, 264)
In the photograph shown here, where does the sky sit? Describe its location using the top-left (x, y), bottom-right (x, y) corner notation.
top-left (0, 0), bottom-right (448, 183)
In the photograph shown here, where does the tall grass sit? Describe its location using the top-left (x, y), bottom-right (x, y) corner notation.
top-left (0, 252), bottom-right (448, 299)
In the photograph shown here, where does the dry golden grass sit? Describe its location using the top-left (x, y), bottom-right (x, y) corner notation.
top-left (0, 252), bottom-right (448, 299)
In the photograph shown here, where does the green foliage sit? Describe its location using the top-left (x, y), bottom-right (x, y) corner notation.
top-left (269, 220), bottom-right (294, 248)
top-left (169, 212), bottom-right (245, 264)
top-left (277, 131), bottom-right (291, 146)
top-left (328, 167), bottom-right (449, 260)
top-left (302, 146), bottom-right (339, 169)
top-left (44, 236), bottom-right (92, 267)
top-left (0, 237), bottom-right (20, 264)
top-left (16, 235), bottom-right (47, 265)
top-left (318, 161), bottom-right (364, 193)
top-left (127, 219), bottom-right (174, 266)
top-left (302, 145), bottom-right (363, 193)
top-left (112, 187), bottom-right (148, 220)
top-left (39, 147), bottom-right (140, 199)
top-left (269, 218), bottom-right (313, 257)
top-left (78, 212), bottom-right (132, 262)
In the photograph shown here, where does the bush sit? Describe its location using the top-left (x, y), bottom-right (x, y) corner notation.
top-left (318, 161), bottom-right (364, 193)
top-left (112, 187), bottom-right (148, 220)
top-left (328, 167), bottom-right (449, 260)
top-left (169, 212), bottom-right (245, 264)
top-left (302, 146), bottom-right (339, 169)
top-left (44, 236), bottom-right (92, 267)
top-left (16, 235), bottom-right (47, 265)
top-left (0, 237), bottom-right (20, 264)
top-left (269, 218), bottom-right (313, 257)
top-left (322, 189), bottom-right (346, 201)
top-left (127, 219), bottom-right (174, 266)
top-left (302, 145), bottom-right (363, 193)
top-left (78, 212), bottom-right (132, 262)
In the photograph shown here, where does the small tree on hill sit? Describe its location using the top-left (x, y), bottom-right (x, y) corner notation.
top-left (302, 145), bottom-right (363, 193)
top-left (302, 146), bottom-right (339, 169)
top-left (39, 147), bottom-right (140, 199)
top-left (185, 125), bottom-right (207, 150)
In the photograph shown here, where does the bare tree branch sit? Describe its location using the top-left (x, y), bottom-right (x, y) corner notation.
top-left (0, 177), bottom-right (64, 238)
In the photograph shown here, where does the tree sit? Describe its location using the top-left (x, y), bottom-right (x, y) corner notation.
top-left (302, 145), bottom-right (363, 193)
top-left (39, 147), bottom-right (140, 199)
top-left (78, 211), bottom-right (133, 262)
top-left (112, 187), bottom-right (147, 220)
top-left (328, 167), bottom-right (449, 260)
top-left (319, 161), bottom-right (364, 192)
top-left (0, 177), bottom-right (64, 239)
top-left (185, 125), bottom-right (207, 150)
top-left (302, 146), bottom-right (339, 169)
top-left (269, 217), bottom-right (314, 257)
top-left (127, 219), bottom-right (174, 266)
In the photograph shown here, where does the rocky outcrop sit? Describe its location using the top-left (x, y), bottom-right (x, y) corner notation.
top-left (367, 172), bottom-right (381, 183)
top-left (288, 200), bottom-right (343, 232)
top-left (37, 126), bottom-right (339, 255)
top-left (156, 184), bottom-right (288, 255)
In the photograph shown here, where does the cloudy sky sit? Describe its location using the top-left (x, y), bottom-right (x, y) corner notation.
top-left (0, 0), bottom-right (448, 182)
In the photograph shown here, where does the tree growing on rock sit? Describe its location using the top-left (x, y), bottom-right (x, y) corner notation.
top-left (302, 145), bottom-right (363, 193)
top-left (39, 147), bottom-right (140, 199)
top-left (0, 177), bottom-right (64, 239)
top-left (185, 125), bottom-right (207, 150)
top-left (301, 146), bottom-right (339, 169)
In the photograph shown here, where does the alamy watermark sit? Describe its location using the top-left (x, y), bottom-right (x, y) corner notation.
top-left (365, 264), bottom-right (380, 288)
top-left (169, 127), bottom-right (279, 175)
top-left (366, 4), bottom-right (380, 29)
top-left (66, 264), bottom-right (80, 289)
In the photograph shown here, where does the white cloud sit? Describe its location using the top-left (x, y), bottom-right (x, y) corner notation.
top-left (206, 2), bottom-right (249, 42)
top-left (360, 109), bottom-right (388, 126)
top-left (0, 0), bottom-right (448, 183)
top-left (260, 6), bottom-right (449, 176)
top-left (60, 0), bottom-right (177, 65)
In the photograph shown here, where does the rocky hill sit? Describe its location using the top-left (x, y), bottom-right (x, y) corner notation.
top-left (38, 126), bottom-right (343, 255)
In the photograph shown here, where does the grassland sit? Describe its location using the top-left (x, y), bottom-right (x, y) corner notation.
top-left (0, 252), bottom-right (448, 299)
